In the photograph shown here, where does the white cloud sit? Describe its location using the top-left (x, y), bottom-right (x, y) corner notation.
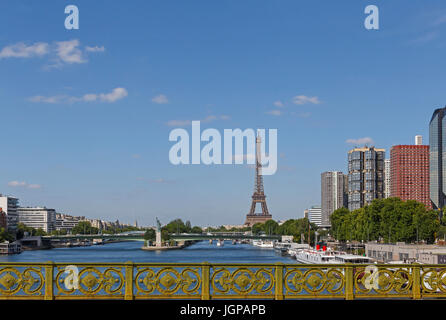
top-left (409, 32), bottom-right (438, 45)
top-left (266, 110), bottom-right (283, 116)
top-left (27, 184), bottom-right (42, 189)
top-left (167, 119), bottom-right (192, 127)
top-left (85, 46), bottom-right (105, 52)
top-left (346, 137), bottom-right (374, 145)
top-left (0, 42), bottom-right (49, 59)
top-left (98, 87), bottom-right (128, 102)
top-left (273, 101), bottom-right (284, 107)
top-left (292, 95), bottom-right (321, 105)
top-left (28, 95), bottom-right (67, 104)
top-left (152, 94), bottom-right (169, 104)
top-left (8, 181), bottom-right (41, 189)
top-left (29, 87), bottom-right (128, 104)
top-left (8, 181), bottom-right (27, 187)
top-left (55, 39), bottom-right (85, 64)
top-left (0, 40), bottom-right (105, 67)
top-left (202, 115), bottom-right (217, 122)
top-left (166, 115), bottom-right (229, 127)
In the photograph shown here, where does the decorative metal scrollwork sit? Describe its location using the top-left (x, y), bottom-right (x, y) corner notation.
top-left (55, 266), bottom-right (123, 295)
top-left (135, 267), bottom-right (201, 296)
top-left (284, 268), bottom-right (344, 295)
top-left (211, 267), bottom-right (274, 296)
top-left (421, 268), bottom-right (446, 293)
top-left (354, 267), bottom-right (412, 295)
top-left (1, 263), bottom-right (446, 299)
top-left (0, 267), bottom-right (44, 296)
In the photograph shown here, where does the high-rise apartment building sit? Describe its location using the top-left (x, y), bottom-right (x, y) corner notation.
top-left (307, 205), bottom-right (322, 227)
top-left (430, 107), bottom-right (446, 211)
top-left (0, 195), bottom-right (19, 232)
top-left (390, 138), bottom-right (431, 209)
top-left (384, 159), bottom-right (391, 198)
top-left (321, 171), bottom-right (347, 227)
top-left (348, 146), bottom-right (385, 211)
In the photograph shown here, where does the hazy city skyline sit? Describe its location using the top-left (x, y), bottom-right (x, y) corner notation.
top-left (1, 1), bottom-right (445, 225)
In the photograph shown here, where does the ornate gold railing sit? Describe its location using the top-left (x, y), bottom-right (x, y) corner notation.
top-left (0, 262), bottom-right (446, 299)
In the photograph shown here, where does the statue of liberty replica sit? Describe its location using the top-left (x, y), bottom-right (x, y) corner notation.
top-left (155, 217), bottom-right (162, 247)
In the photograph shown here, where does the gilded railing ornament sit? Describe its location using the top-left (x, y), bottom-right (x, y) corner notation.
top-left (421, 268), bottom-right (446, 293)
top-left (1, 263), bottom-right (446, 299)
top-left (354, 266), bottom-right (412, 295)
top-left (135, 266), bottom-right (201, 296)
top-left (284, 267), bottom-right (344, 295)
top-left (55, 266), bottom-right (124, 296)
top-left (211, 267), bottom-right (274, 296)
top-left (0, 267), bottom-right (43, 296)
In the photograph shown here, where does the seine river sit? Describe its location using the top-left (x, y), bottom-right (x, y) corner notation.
top-left (0, 241), bottom-right (295, 263)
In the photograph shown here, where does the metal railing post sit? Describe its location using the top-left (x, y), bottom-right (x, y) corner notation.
top-left (275, 263), bottom-right (284, 300)
top-left (124, 261), bottom-right (134, 300)
top-left (201, 262), bottom-right (210, 300)
top-left (345, 264), bottom-right (354, 300)
top-left (44, 261), bottom-right (54, 300)
top-left (412, 264), bottom-right (422, 300)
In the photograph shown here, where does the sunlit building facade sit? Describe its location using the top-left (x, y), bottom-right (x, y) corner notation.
top-left (348, 146), bottom-right (385, 211)
top-left (321, 171), bottom-right (347, 227)
top-left (390, 142), bottom-right (431, 209)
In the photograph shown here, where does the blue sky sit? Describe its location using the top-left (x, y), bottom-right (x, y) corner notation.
top-left (0, 0), bottom-right (445, 226)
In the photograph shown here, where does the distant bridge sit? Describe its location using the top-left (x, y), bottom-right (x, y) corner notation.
top-left (43, 232), bottom-right (281, 242)
top-left (170, 233), bottom-right (281, 241)
top-left (43, 231), bottom-right (146, 242)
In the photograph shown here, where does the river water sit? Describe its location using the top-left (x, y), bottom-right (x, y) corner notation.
top-left (0, 240), bottom-right (296, 264)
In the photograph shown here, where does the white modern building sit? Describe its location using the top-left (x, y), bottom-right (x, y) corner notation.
top-left (16, 207), bottom-right (56, 233)
top-left (384, 158), bottom-right (391, 198)
top-left (307, 205), bottom-right (322, 227)
top-left (0, 195), bottom-right (19, 232)
top-left (415, 135), bottom-right (423, 146)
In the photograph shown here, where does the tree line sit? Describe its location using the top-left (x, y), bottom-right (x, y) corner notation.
top-left (330, 197), bottom-right (442, 244)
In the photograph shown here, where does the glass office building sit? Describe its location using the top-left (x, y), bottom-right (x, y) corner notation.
top-left (429, 107), bottom-right (446, 211)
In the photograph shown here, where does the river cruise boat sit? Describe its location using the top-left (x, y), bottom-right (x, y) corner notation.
top-left (332, 254), bottom-right (374, 264)
top-left (252, 240), bottom-right (274, 248)
top-left (294, 248), bottom-right (341, 264)
top-left (294, 247), bottom-right (373, 264)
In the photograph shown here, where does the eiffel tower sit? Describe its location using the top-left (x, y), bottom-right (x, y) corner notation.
top-left (244, 134), bottom-right (272, 226)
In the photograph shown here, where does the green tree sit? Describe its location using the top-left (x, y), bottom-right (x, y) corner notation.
top-left (330, 198), bottom-right (440, 244)
top-left (71, 221), bottom-right (99, 235)
top-left (144, 229), bottom-right (156, 241)
top-left (0, 227), bottom-right (14, 242)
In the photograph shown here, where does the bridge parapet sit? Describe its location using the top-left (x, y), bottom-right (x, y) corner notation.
top-left (0, 262), bottom-right (443, 300)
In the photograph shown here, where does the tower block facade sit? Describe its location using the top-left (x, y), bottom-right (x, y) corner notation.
top-left (244, 135), bottom-right (273, 226)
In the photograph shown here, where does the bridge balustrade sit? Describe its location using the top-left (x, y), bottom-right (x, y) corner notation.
top-left (0, 262), bottom-right (444, 299)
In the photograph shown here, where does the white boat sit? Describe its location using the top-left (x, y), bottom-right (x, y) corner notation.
top-left (294, 248), bottom-right (340, 264)
top-left (216, 239), bottom-right (224, 247)
top-left (252, 240), bottom-right (274, 248)
top-left (294, 248), bottom-right (374, 264)
top-left (332, 254), bottom-right (374, 264)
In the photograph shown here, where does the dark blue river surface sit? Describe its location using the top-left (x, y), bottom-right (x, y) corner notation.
top-left (0, 241), bottom-right (295, 263)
